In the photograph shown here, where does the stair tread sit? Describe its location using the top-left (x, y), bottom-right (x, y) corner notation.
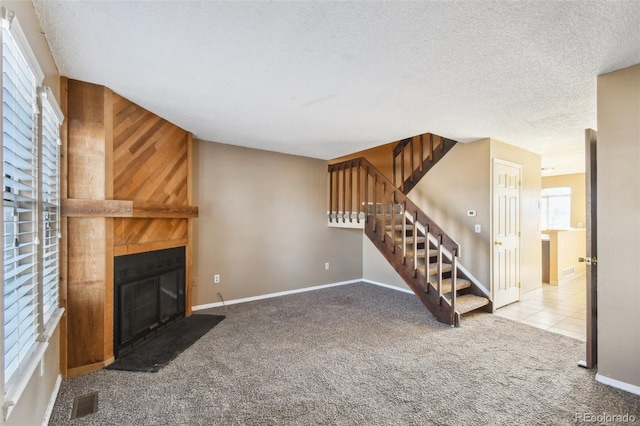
top-left (417, 262), bottom-right (452, 276)
top-left (455, 294), bottom-right (490, 315)
top-left (441, 278), bottom-right (471, 292)
top-left (423, 278), bottom-right (471, 294)
top-left (406, 249), bottom-right (438, 259)
top-left (385, 224), bottom-right (408, 230)
top-left (397, 236), bottom-right (425, 244)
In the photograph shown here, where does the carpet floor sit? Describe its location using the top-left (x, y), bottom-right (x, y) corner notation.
top-left (48, 282), bottom-right (640, 425)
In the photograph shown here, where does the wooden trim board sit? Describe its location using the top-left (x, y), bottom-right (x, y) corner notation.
top-left (62, 199), bottom-right (198, 218)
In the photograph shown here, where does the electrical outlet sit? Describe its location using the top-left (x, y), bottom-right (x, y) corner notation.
top-left (325, 262), bottom-right (330, 270)
top-left (214, 274), bottom-right (220, 284)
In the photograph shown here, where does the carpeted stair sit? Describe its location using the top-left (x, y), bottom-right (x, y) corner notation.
top-left (383, 211), bottom-right (490, 318)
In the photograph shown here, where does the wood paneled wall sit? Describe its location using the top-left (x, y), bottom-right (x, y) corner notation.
top-left (113, 93), bottom-right (188, 203)
top-left (62, 79), bottom-right (197, 377)
top-left (111, 93), bottom-right (190, 252)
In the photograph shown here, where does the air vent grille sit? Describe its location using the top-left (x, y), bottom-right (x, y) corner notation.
top-left (562, 266), bottom-right (575, 278)
top-left (70, 392), bottom-right (98, 420)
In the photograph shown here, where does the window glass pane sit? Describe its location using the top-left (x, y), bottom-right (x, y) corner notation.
top-left (541, 187), bottom-right (571, 230)
top-left (540, 197), bottom-right (548, 230)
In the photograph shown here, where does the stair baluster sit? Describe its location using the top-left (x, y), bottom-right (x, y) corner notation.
top-left (347, 161), bottom-right (352, 222)
top-left (372, 173), bottom-right (377, 231)
top-left (437, 236), bottom-right (443, 303)
top-left (419, 134), bottom-right (424, 172)
top-left (401, 202), bottom-right (407, 264)
top-left (364, 164), bottom-right (369, 227)
top-left (329, 167), bottom-right (334, 221)
top-left (409, 137), bottom-right (414, 182)
top-left (390, 190), bottom-right (396, 253)
top-left (381, 182), bottom-right (386, 241)
top-left (327, 157), bottom-right (491, 326)
top-left (356, 160), bottom-right (361, 223)
top-left (429, 133), bottom-right (434, 161)
top-left (341, 164), bottom-right (347, 223)
top-left (413, 213), bottom-right (419, 274)
top-left (400, 144), bottom-right (405, 191)
top-left (451, 252), bottom-right (458, 325)
top-left (425, 224), bottom-right (431, 284)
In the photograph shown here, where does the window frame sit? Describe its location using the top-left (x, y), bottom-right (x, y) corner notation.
top-left (1, 8), bottom-right (64, 420)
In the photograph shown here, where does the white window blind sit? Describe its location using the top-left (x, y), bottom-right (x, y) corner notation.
top-left (39, 88), bottom-right (62, 326)
top-left (2, 23), bottom-right (39, 387)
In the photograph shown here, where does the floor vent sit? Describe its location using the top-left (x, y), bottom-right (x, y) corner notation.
top-left (562, 266), bottom-right (576, 278)
top-left (70, 392), bottom-right (98, 420)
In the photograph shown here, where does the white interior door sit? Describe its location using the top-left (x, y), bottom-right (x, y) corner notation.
top-left (493, 159), bottom-right (522, 308)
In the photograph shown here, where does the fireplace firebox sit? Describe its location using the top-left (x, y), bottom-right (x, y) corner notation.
top-left (114, 246), bottom-right (185, 358)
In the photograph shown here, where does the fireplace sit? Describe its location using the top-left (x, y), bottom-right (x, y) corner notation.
top-left (114, 246), bottom-right (186, 358)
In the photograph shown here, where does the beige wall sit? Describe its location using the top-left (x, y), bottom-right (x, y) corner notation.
top-left (490, 139), bottom-right (542, 295)
top-left (408, 139), bottom-right (492, 291)
top-left (542, 173), bottom-right (586, 228)
top-left (5, 1), bottom-right (60, 99)
top-left (597, 63), bottom-right (640, 389)
top-left (192, 141), bottom-right (363, 305)
top-left (1, 3), bottom-right (62, 425)
top-left (542, 229), bottom-right (586, 285)
top-left (5, 326), bottom-right (61, 426)
top-left (330, 141), bottom-right (396, 181)
top-left (361, 138), bottom-right (542, 298)
top-left (362, 236), bottom-right (410, 291)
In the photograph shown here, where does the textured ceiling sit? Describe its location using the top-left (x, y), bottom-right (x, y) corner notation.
top-left (33, 1), bottom-right (640, 175)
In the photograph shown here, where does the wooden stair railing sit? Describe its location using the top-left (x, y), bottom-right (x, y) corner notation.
top-left (328, 157), bottom-right (490, 326)
top-left (392, 133), bottom-right (458, 194)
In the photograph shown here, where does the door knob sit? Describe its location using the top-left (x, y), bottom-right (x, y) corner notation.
top-left (494, 241), bottom-right (502, 246)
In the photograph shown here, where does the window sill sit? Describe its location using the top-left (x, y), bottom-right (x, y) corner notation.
top-left (3, 307), bottom-right (64, 421)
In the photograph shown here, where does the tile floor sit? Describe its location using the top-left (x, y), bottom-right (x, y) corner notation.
top-left (495, 278), bottom-right (586, 341)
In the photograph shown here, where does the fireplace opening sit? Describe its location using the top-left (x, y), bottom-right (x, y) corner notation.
top-left (114, 246), bottom-right (185, 358)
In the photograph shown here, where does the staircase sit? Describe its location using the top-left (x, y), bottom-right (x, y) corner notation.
top-left (328, 157), bottom-right (491, 326)
top-left (393, 133), bottom-right (457, 194)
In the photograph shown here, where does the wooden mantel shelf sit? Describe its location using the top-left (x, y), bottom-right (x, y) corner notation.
top-left (62, 199), bottom-right (199, 218)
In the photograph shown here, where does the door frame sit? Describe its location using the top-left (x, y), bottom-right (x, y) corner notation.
top-left (490, 158), bottom-right (523, 309)
top-left (582, 128), bottom-right (598, 368)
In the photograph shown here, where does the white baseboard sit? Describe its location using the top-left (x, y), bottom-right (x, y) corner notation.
top-left (362, 279), bottom-right (414, 294)
top-left (192, 279), bottom-right (362, 311)
top-left (596, 373), bottom-right (640, 396)
top-left (42, 374), bottom-right (62, 426)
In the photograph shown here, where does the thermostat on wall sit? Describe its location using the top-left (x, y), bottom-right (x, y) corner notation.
top-left (467, 210), bottom-right (477, 217)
